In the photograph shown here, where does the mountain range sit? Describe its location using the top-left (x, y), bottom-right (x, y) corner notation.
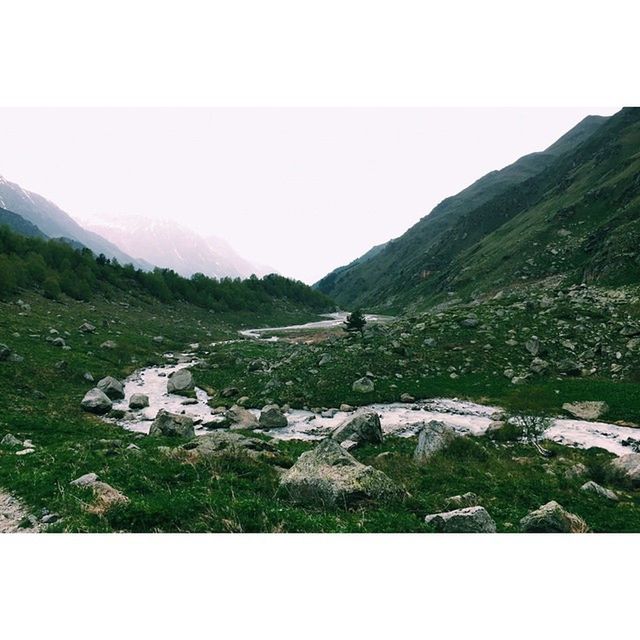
top-left (315, 108), bottom-right (640, 311)
top-left (0, 175), bottom-right (272, 280)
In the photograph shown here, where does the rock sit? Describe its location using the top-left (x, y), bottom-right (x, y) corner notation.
top-left (83, 372), bottom-right (94, 382)
top-left (86, 482), bottom-right (129, 515)
top-left (530, 357), bottom-right (549, 374)
top-left (100, 340), bottom-right (117, 350)
top-left (424, 506), bottom-right (496, 533)
top-left (70, 472), bottom-right (99, 487)
top-left (580, 480), bottom-right (618, 502)
top-left (519, 501), bottom-right (588, 533)
top-left (129, 393), bottom-right (149, 410)
top-left (339, 404), bottom-right (354, 412)
top-left (52, 337), bottom-right (66, 347)
top-left (414, 421), bottom-right (457, 463)
top-left (331, 410), bottom-right (383, 447)
top-left (485, 420), bottom-right (506, 434)
top-left (96, 376), bottom-right (125, 400)
top-left (400, 393), bottom-right (416, 403)
top-left (352, 377), bottom-right (375, 393)
top-left (444, 492), bottom-right (480, 510)
top-left (609, 453), bottom-right (640, 487)
top-left (247, 359), bottom-right (265, 371)
top-left (0, 344), bottom-right (11, 361)
top-left (460, 317), bottom-right (480, 328)
top-left (321, 409), bottom-right (338, 418)
top-left (1, 433), bottom-right (22, 448)
top-left (41, 513), bottom-right (60, 524)
top-left (225, 405), bottom-right (259, 430)
top-left (79, 322), bottom-right (96, 333)
top-left (525, 336), bottom-right (541, 356)
top-left (16, 448), bottom-right (35, 456)
top-left (259, 404), bottom-right (288, 428)
top-left (562, 401), bottom-right (608, 421)
top-left (167, 368), bottom-right (194, 395)
top-left (318, 354), bottom-right (332, 366)
top-left (149, 409), bottom-right (195, 438)
top-left (152, 336), bottom-right (164, 344)
top-left (221, 386), bottom-right (240, 398)
top-left (181, 431), bottom-right (278, 461)
top-left (80, 388), bottom-right (113, 414)
top-left (280, 439), bottom-right (400, 507)
top-left (557, 358), bottom-right (581, 376)
top-left (564, 463), bottom-right (588, 480)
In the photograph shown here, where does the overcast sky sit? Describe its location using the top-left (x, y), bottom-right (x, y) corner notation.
top-left (0, 107), bottom-right (619, 283)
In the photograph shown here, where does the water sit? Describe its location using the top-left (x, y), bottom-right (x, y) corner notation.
top-left (108, 356), bottom-right (640, 456)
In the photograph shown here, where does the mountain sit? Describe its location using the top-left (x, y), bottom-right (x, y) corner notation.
top-left (0, 207), bottom-right (47, 238)
top-left (0, 175), bottom-right (147, 268)
top-left (83, 215), bottom-right (274, 279)
top-left (315, 111), bottom-right (632, 311)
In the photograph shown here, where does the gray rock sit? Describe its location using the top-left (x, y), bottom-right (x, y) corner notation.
top-left (400, 393), bottom-right (416, 403)
top-left (129, 393), bottom-right (149, 410)
top-left (97, 376), bottom-right (125, 400)
top-left (564, 463), bottom-right (588, 480)
top-left (100, 340), bottom-right (117, 350)
top-left (0, 344), bottom-right (11, 361)
top-left (167, 368), bottom-right (194, 395)
top-left (153, 336), bottom-right (164, 344)
top-left (530, 357), bottom-right (549, 374)
top-left (184, 431), bottom-right (277, 460)
top-left (81, 388), bottom-right (113, 414)
top-left (280, 439), bottom-right (400, 507)
top-left (525, 336), bottom-right (541, 356)
top-left (580, 480), bottom-right (618, 502)
top-left (52, 337), bottom-right (66, 348)
top-left (519, 501), bottom-right (588, 533)
top-left (557, 358), bottom-right (581, 376)
top-left (221, 386), bottom-right (240, 398)
top-left (259, 404), bottom-right (288, 428)
top-left (414, 421), bottom-right (457, 463)
top-left (149, 409), bottom-right (195, 438)
top-left (331, 410), bottom-right (383, 447)
top-left (70, 472), bottom-right (99, 487)
top-left (79, 322), bottom-right (96, 333)
top-left (460, 317), bottom-right (480, 328)
top-left (318, 354), bottom-right (332, 366)
top-left (562, 401), bottom-right (608, 421)
top-left (226, 405), bottom-right (259, 430)
top-left (424, 506), bottom-right (496, 533)
top-left (1, 433), bottom-right (22, 448)
top-left (352, 377), bottom-right (375, 393)
top-left (444, 492), bottom-right (480, 510)
top-left (609, 453), bottom-right (640, 487)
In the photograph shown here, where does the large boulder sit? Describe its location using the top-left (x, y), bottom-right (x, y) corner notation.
top-left (424, 506), bottom-right (496, 533)
top-left (226, 405), bottom-right (259, 430)
top-left (179, 431), bottom-right (277, 461)
top-left (167, 368), bottom-right (194, 395)
top-left (129, 393), bottom-right (149, 410)
top-left (149, 409), bottom-right (195, 438)
top-left (609, 453), bottom-right (640, 487)
top-left (414, 421), bottom-right (457, 463)
top-left (331, 410), bottom-right (383, 448)
top-left (96, 376), bottom-right (125, 400)
top-left (562, 401), bottom-right (608, 421)
top-left (81, 388), bottom-right (113, 414)
top-left (280, 439), bottom-right (400, 507)
top-left (259, 404), bottom-right (288, 429)
top-left (519, 501), bottom-right (588, 533)
top-left (352, 377), bottom-right (374, 393)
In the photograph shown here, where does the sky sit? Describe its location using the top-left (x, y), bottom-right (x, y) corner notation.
top-left (0, 107), bottom-right (620, 283)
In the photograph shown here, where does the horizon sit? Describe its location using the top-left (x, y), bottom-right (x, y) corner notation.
top-left (0, 107), bottom-right (620, 283)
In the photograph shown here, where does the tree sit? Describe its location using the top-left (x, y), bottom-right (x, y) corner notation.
top-left (343, 309), bottom-right (367, 336)
top-left (511, 411), bottom-right (553, 457)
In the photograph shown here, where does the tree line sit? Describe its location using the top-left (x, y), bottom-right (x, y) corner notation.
top-left (0, 225), bottom-right (334, 313)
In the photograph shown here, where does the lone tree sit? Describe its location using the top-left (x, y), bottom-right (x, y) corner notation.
top-left (343, 309), bottom-right (367, 336)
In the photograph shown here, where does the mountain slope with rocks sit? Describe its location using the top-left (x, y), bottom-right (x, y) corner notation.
top-left (316, 110), bottom-right (638, 311)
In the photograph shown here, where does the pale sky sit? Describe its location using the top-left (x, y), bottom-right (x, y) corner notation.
top-left (0, 107), bottom-right (619, 283)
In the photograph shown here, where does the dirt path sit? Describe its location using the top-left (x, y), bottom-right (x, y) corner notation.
top-left (0, 490), bottom-right (40, 533)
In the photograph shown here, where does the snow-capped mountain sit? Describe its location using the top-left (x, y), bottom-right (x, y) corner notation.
top-left (0, 174), bottom-right (147, 268)
top-left (83, 214), bottom-right (274, 279)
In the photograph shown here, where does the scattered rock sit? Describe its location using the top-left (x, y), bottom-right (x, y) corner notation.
top-left (0, 344), bottom-right (12, 361)
top-left (525, 336), bottom-right (541, 356)
top-left (519, 501), bottom-right (588, 533)
top-left (414, 421), bottom-right (457, 463)
top-left (221, 386), bottom-right (240, 398)
top-left (564, 463), bottom-right (588, 480)
top-left (352, 377), bottom-right (375, 393)
top-left (259, 404), bottom-right (288, 428)
top-left (225, 405), bottom-right (259, 430)
top-left (149, 409), bottom-right (195, 438)
top-left (609, 453), bottom-right (640, 487)
top-left (52, 337), bottom-right (66, 348)
top-left (79, 322), bottom-right (96, 333)
top-left (80, 388), bottom-right (113, 414)
top-left (167, 368), bottom-right (195, 395)
top-left (280, 439), bottom-right (400, 507)
top-left (96, 376), bottom-right (125, 400)
top-left (179, 431), bottom-right (278, 461)
top-left (580, 480), bottom-right (618, 502)
top-left (86, 482), bottom-right (129, 515)
top-left (562, 401), bottom-right (608, 421)
top-left (70, 472), bottom-right (99, 487)
top-left (424, 506), bottom-right (496, 532)
top-left (100, 340), bottom-right (117, 350)
top-left (1, 433), bottom-right (22, 448)
top-left (444, 492), bottom-right (480, 510)
top-left (400, 393), bottom-right (416, 403)
top-left (331, 410), bottom-right (383, 448)
top-left (129, 393), bottom-right (149, 410)
top-left (557, 358), bottom-right (581, 376)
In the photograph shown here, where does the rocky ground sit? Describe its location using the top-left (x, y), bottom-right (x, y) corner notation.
top-left (0, 490), bottom-right (40, 533)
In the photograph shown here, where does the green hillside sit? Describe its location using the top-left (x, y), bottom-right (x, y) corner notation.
top-left (315, 111), bottom-right (640, 311)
